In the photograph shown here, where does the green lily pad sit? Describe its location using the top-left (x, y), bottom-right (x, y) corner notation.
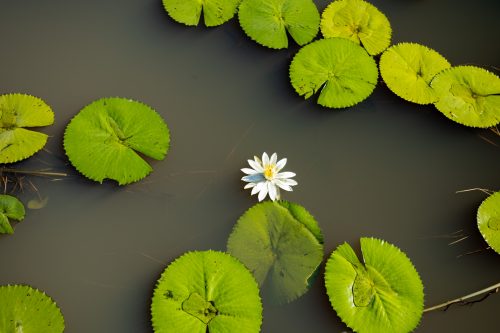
top-left (289, 37), bottom-right (378, 108)
top-left (151, 250), bottom-right (262, 333)
top-left (227, 201), bottom-right (324, 304)
top-left (0, 94), bottom-right (54, 163)
top-left (238, 0), bottom-right (320, 49)
top-left (379, 43), bottom-right (451, 104)
top-left (325, 238), bottom-right (424, 333)
top-left (431, 66), bottom-right (500, 128)
top-left (320, 0), bottom-right (392, 56)
top-left (162, 0), bottom-right (241, 27)
top-left (0, 195), bottom-right (25, 235)
top-left (64, 97), bottom-right (170, 185)
top-left (477, 191), bottom-right (500, 254)
top-left (0, 285), bottom-right (65, 333)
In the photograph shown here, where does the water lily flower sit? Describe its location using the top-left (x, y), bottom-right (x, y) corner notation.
top-left (241, 152), bottom-right (297, 201)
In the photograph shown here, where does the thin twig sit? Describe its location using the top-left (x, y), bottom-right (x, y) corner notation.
top-left (455, 188), bottom-right (494, 195)
top-left (456, 247), bottom-right (491, 258)
top-left (424, 282), bottom-right (500, 313)
top-left (448, 236), bottom-right (469, 245)
top-left (0, 168), bottom-right (68, 177)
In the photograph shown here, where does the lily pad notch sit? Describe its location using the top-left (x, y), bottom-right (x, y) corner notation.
top-left (151, 250), bottom-right (262, 333)
top-left (64, 97), bottom-right (170, 185)
top-left (0, 285), bottom-right (65, 333)
top-left (0, 194), bottom-right (25, 234)
top-left (162, 0), bottom-right (241, 27)
top-left (325, 237), bottom-right (424, 333)
top-left (238, 0), bottom-right (320, 49)
top-left (227, 201), bottom-right (324, 304)
top-left (0, 93), bottom-right (54, 163)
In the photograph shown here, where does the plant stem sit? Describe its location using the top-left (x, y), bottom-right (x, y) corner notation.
top-left (424, 282), bottom-right (500, 313)
top-left (0, 168), bottom-right (67, 177)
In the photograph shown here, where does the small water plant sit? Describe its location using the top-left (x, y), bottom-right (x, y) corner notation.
top-left (431, 66), bottom-right (500, 128)
top-left (0, 194), bottom-right (25, 234)
top-left (0, 285), bottom-right (65, 333)
top-left (477, 191), bottom-right (500, 254)
top-left (379, 43), bottom-right (451, 105)
top-left (162, 0), bottom-right (241, 27)
top-left (64, 97), bottom-right (170, 185)
top-left (227, 201), bottom-right (323, 304)
top-left (238, 0), bottom-right (320, 49)
top-left (320, 0), bottom-right (392, 56)
top-left (151, 250), bottom-right (262, 333)
top-left (289, 38), bottom-right (378, 108)
top-left (0, 93), bottom-right (54, 163)
top-left (324, 237), bottom-right (424, 333)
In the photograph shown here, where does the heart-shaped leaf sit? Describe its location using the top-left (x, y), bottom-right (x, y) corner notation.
top-left (325, 238), bottom-right (424, 333)
top-left (477, 191), bottom-right (500, 254)
top-left (162, 0), bottom-right (241, 27)
top-left (0, 194), bottom-right (25, 235)
top-left (151, 250), bottom-right (262, 333)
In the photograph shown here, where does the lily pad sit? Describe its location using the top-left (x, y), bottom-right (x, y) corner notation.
top-left (0, 93), bottom-right (54, 163)
top-left (162, 0), bottom-right (241, 27)
top-left (0, 285), bottom-right (65, 333)
top-left (238, 0), bottom-right (320, 49)
top-left (431, 66), bottom-right (500, 128)
top-left (320, 0), bottom-right (392, 56)
top-left (325, 238), bottom-right (424, 333)
top-left (227, 201), bottom-right (324, 304)
top-left (477, 191), bottom-right (500, 254)
top-left (64, 97), bottom-right (170, 185)
top-left (0, 195), bottom-right (25, 235)
top-left (290, 38), bottom-right (378, 108)
top-left (379, 43), bottom-right (451, 104)
top-left (151, 250), bottom-right (262, 333)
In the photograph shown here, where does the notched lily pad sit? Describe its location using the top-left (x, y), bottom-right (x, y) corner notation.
top-left (320, 0), bottom-right (391, 55)
top-left (151, 250), bottom-right (262, 333)
top-left (379, 43), bottom-right (451, 104)
top-left (238, 0), bottom-right (320, 49)
top-left (431, 66), bottom-right (500, 128)
top-left (0, 194), bottom-right (25, 234)
top-left (0, 93), bottom-right (54, 163)
top-left (289, 38), bottom-right (378, 108)
top-left (477, 191), bottom-right (500, 254)
top-left (64, 97), bottom-right (170, 185)
top-left (227, 201), bottom-right (324, 304)
top-left (162, 0), bottom-right (241, 27)
top-left (325, 238), bottom-right (424, 333)
top-left (0, 285), bottom-right (65, 333)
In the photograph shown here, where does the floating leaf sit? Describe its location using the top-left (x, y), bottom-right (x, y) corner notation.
top-left (0, 195), bottom-right (25, 234)
top-left (431, 66), bottom-right (500, 128)
top-left (151, 250), bottom-right (262, 333)
top-left (379, 43), bottom-right (451, 104)
top-left (64, 97), bottom-right (170, 185)
top-left (0, 285), bottom-right (65, 332)
top-left (0, 94), bottom-right (54, 163)
top-left (162, 0), bottom-right (241, 27)
top-left (325, 238), bottom-right (424, 333)
top-left (320, 0), bottom-right (391, 56)
top-left (477, 191), bottom-right (500, 254)
top-left (227, 201), bottom-right (324, 304)
top-left (27, 196), bottom-right (49, 210)
top-left (238, 0), bottom-right (320, 49)
top-left (290, 38), bottom-right (378, 108)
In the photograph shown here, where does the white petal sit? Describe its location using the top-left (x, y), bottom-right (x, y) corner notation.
top-left (268, 182), bottom-right (277, 201)
top-left (279, 178), bottom-right (298, 186)
top-left (242, 173), bottom-right (265, 183)
top-left (253, 155), bottom-right (262, 165)
top-left (275, 158), bottom-right (287, 171)
top-left (270, 153), bottom-right (277, 166)
top-left (274, 179), bottom-right (293, 191)
top-left (248, 159), bottom-right (263, 172)
top-left (276, 171), bottom-right (296, 179)
top-left (251, 182), bottom-right (265, 196)
top-left (244, 183), bottom-right (256, 189)
top-left (241, 168), bottom-right (258, 175)
top-left (275, 187), bottom-right (281, 200)
top-left (258, 184), bottom-right (269, 201)
top-left (262, 152), bottom-right (270, 166)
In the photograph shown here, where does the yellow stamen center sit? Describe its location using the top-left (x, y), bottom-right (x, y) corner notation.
top-left (264, 165), bottom-right (275, 180)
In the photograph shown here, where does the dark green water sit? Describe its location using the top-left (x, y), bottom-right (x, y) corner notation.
top-left (0, 0), bottom-right (499, 332)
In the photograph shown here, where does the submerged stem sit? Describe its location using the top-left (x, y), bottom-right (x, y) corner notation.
top-left (0, 168), bottom-right (67, 177)
top-left (424, 282), bottom-right (500, 313)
